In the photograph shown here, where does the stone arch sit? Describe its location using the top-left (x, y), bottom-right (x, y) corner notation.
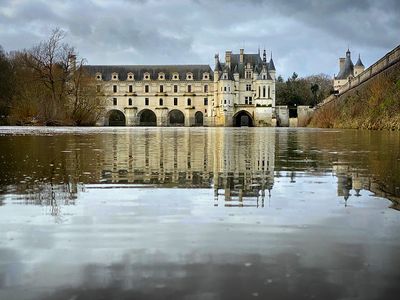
top-left (138, 109), bottom-right (157, 126)
top-left (233, 110), bottom-right (254, 127)
top-left (168, 109), bottom-right (185, 126)
top-left (105, 109), bottom-right (126, 126)
top-left (194, 111), bottom-right (203, 126)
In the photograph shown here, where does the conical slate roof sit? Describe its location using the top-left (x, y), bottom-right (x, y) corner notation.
top-left (269, 56), bottom-right (276, 71)
top-left (355, 54), bottom-right (364, 68)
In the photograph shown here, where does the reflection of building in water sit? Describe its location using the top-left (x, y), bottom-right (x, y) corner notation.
top-left (97, 128), bottom-right (275, 206)
top-left (334, 164), bottom-right (400, 210)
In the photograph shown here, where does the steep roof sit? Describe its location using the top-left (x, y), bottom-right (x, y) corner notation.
top-left (355, 54), bottom-right (364, 68)
top-left (217, 52), bottom-right (273, 80)
top-left (336, 50), bottom-right (354, 80)
top-left (84, 64), bottom-right (214, 81)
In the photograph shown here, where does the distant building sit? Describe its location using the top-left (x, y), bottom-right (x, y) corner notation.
top-left (85, 48), bottom-right (277, 127)
top-left (333, 49), bottom-right (365, 91)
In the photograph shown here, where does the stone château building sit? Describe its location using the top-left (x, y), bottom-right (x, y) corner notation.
top-left (333, 48), bottom-right (365, 92)
top-left (86, 48), bottom-right (276, 126)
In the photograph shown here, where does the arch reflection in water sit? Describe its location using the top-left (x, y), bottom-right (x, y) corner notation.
top-left (98, 128), bottom-right (275, 207)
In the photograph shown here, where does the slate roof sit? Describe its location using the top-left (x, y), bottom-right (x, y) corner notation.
top-left (216, 52), bottom-right (273, 80)
top-left (336, 50), bottom-right (354, 80)
top-left (355, 54), bottom-right (364, 68)
top-left (84, 65), bottom-right (214, 81)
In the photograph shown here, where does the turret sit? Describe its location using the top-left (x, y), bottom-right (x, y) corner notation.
top-left (354, 54), bottom-right (365, 76)
top-left (269, 52), bottom-right (276, 80)
top-left (225, 50), bottom-right (232, 69)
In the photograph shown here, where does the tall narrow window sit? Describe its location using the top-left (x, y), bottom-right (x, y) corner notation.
top-left (263, 86), bottom-right (266, 98)
top-left (159, 98), bottom-right (163, 106)
top-left (145, 98), bottom-right (149, 106)
top-left (204, 85), bottom-right (208, 93)
top-left (128, 98), bottom-right (132, 106)
top-left (174, 85), bottom-right (178, 93)
top-left (113, 85), bottom-right (117, 93)
top-left (268, 86), bottom-right (271, 98)
top-left (174, 98), bottom-right (178, 106)
top-left (160, 85), bottom-right (164, 93)
top-left (96, 85), bottom-right (101, 93)
top-left (187, 85), bottom-right (192, 93)
top-left (113, 98), bottom-right (117, 105)
top-left (246, 84), bottom-right (251, 91)
top-left (245, 97), bottom-right (249, 104)
top-left (204, 98), bottom-right (208, 105)
top-left (145, 85), bottom-right (149, 93)
top-left (249, 96), bottom-right (253, 105)
top-left (187, 98), bottom-right (191, 106)
top-left (129, 85), bottom-right (133, 93)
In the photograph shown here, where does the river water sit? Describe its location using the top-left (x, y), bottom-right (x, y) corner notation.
top-left (0, 127), bottom-right (400, 300)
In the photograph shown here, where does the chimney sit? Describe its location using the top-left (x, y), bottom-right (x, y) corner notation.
top-left (339, 57), bottom-right (345, 72)
top-left (240, 48), bottom-right (244, 64)
top-left (214, 54), bottom-right (219, 67)
top-left (225, 51), bottom-right (232, 69)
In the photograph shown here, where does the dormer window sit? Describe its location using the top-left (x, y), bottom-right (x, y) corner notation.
top-left (223, 73), bottom-right (228, 79)
top-left (144, 73), bottom-right (150, 80)
top-left (186, 73), bottom-right (193, 80)
top-left (245, 71), bottom-right (252, 79)
top-left (158, 72), bottom-right (165, 80)
top-left (127, 72), bottom-right (134, 80)
top-left (112, 72), bottom-right (118, 80)
top-left (95, 72), bottom-right (102, 81)
top-left (172, 73), bottom-right (179, 80)
top-left (202, 73), bottom-right (209, 80)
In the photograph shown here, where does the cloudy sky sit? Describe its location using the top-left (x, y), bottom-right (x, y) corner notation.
top-left (0, 0), bottom-right (399, 78)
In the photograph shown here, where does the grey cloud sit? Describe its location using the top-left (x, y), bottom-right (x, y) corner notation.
top-left (0, 0), bottom-right (399, 78)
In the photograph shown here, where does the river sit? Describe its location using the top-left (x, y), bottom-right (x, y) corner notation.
top-left (0, 127), bottom-right (400, 300)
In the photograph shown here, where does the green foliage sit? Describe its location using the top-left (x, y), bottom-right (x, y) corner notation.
top-left (276, 73), bottom-right (332, 107)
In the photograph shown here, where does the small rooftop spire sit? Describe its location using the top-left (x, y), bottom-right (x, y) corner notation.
top-left (355, 53), bottom-right (364, 68)
top-left (263, 49), bottom-right (266, 63)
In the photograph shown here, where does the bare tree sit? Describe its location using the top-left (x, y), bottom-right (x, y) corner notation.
top-left (24, 28), bottom-right (74, 124)
top-left (67, 60), bottom-right (106, 125)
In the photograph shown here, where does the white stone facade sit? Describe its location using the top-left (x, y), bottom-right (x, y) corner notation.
top-left (87, 48), bottom-right (276, 127)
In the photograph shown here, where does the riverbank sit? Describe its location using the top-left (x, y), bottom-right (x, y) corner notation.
top-left (309, 62), bottom-right (400, 130)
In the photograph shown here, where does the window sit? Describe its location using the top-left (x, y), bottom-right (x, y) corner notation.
top-left (204, 98), bottom-right (208, 105)
top-left (245, 71), bottom-right (251, 79)
top-left (224, 86), bottom-right (227, 92)
top-left (263, 75), bottom-right (266, 80)
top-left (145, 98), bottom-right (149, 106)
top-left (113, 75), bottom-right (117, 80)
top-left (128, 74), bottom-right (133, 80)
top-left (158, 73), bottom-right (164, 80)
top-left (263, 86), bottom-right (266, 98)
top-left (249, 96), bottom-right (253, 104)
top-left (96, 85), bottom-right (101, 93)
top-left (173, 73), bottom-right (179, 80)
top-left (160, 85), bottom-right (164, 93)
top-left (268, 86), bottom-right (271, 98)
top-left (145, 85), bottom-right (149, 93)
top-left (187, 85), bottom-right (192, 93)
top-left (113, 85), bottom-right (117, 93)
top-left (204, 85), bottom-right (208, 93)
top-left (245, 97), bottom-right (249, 104)
top-left (224, 99), bottom-right (227, 104)
top-left (128, 98), bottom-right (132, 106)
top-left (186, 73), bottom-right (193, 80)
top-left (113, 98), bottom-right (117, 105)
top-left (174, 98), bottom-right (178, 106)
top-left (187, 98), bottom-right (192, 106)
top-left (246, 84), bottom-right (251, 91)
top-left (144, 73), bottom-right (150, 80)
top-left (129, 85), bottom-right (133, 93)
top-left (159, 98), bottom-right (163, 106)
top-left (96, 74), bottom-right (101, 80)
top-left (174, 85), bottom-right (178, 93)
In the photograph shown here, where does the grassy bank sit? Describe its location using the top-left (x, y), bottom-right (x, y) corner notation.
top-left (310, 64), bottom-right (400, 130)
